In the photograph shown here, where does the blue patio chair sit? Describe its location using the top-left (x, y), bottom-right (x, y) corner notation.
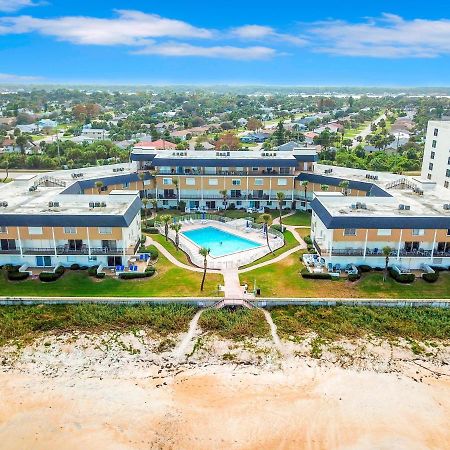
top-left (120, 265), bottom-right (125, 272)
top-left (334, 263), bottom-right (341, 272)
top-left (115, 265), bottom-right (121, 272)
top-left (327, 263), bottom-right (333, 271)
top-left (373, 248), bottom-right (379, 255)
top-left (134, 265), bottom-right (138, 271)
top-left (139, 254), bottom-right (144, 261)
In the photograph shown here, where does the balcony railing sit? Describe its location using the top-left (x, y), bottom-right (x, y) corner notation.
top-left (22, 243), bottom-right (140, 257)
top-left (23, 248), bottom-right (55, 255)
top-left (0, 248), bottom-right (20, 254)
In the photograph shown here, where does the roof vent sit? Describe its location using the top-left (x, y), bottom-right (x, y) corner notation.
top-left (443, 204), bottom-right (450, 210)
top-left (1, 201), bottom-right (8, 207)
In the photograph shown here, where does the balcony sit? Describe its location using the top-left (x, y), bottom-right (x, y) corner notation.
top-left (0, 248), bottom-right (20, 254)
top-left (23, 248), bottom-right (55, 255)
top-left (158, 193), bottom-right (177, 199)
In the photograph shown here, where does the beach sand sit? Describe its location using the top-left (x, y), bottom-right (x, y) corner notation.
top-left (0, 331), bottom-right (449, 449)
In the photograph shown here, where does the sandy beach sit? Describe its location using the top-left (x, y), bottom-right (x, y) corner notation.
top-left (1, 330), bottom-right (449, 450)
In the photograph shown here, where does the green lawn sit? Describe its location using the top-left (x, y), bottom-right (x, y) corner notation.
top-left (150, 233), bottom-right (193, 266)
top-left (1, 252), bottom-right (222, 298)
top-left (240, 230), bottom-right (299, 269)
top-left (240, 252), bottom-right (450, 298)
top-left (282, 211), bottom-right (311, 227)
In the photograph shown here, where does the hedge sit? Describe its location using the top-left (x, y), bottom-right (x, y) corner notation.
top-left (357, 265), bottom-right (372, 273)
top-left (119, 268), bottom-right (155, 279)
top-left (142, 227), bottom-right (159, 234)
top-left (39, 271), bottom-right (64, 282)
top-left (347, 273), bottom-right (361, 282)
top-left (7, 271), bottom-right (29, 281)
top-left (270, 224), bottom-right (283, 232)
top-left (148, 247), bottom-right (159, 261)
top-left (96, 272), bottom-right (106, 279)
top-left (301, 268), bottom-right (332, 280)
top-left (303, 235), bottom-right (312, 245)
top-left (422, 272), bottom-right (439, 283)
top-left (88, 265), bottom-right (99, 276)
top-left (388, 268), bottom-right (415, 284)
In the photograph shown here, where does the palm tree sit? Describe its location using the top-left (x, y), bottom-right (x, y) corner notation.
top-left (301, 180), bottom-right (309, 209)
top-left (95, 180), bottom-right (104, 195)
top-left (173, 178), bottom-right (180, 209)
top-left (138, 172), bottom-right (145, 198)
top-left (151, 198), bottom-right (158, 216)
top-left (199, 247), bottom-right (210, 291)
top-left (339, 180), bottom-right (350, 196)
top-left (160, 214), bottom-right (172, 241)
top-left (170, 222), bottom-right (182, 250)
top-left (276, 192), bottom-right (285, 228)
top-left (219, 189), bottom-right (228, 210)
top-left (320, 184), bottom-right (329, 191)
top-left (1, 160), bottom-right (9, 183)
top-left (141, 198), bottom-right (149, 219)
top-left (382, 246), bottom-right (392, 282)
top-left (260, 213), bottom-right (273, 254)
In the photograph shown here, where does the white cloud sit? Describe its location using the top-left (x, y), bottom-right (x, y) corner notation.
top-left (134, 42), bottom-right (276, 60)
top-left (232, 24), bottom-right (307, 46)
top-left (308, 14), bottom-right (450, 58)
top-left (0, 0), bottom-right (41, 13)
top-left (0, 10), bottom-right (214, 45)
top-left (0, 72), bottom-right (41, 82)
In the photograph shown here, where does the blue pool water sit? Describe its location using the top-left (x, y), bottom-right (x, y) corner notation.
top-left (182, 226), bottom-right (261, 257)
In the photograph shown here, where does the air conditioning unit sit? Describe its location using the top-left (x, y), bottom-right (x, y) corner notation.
top-left (444, 204), bottom-right (450, 210)
top-left (89, 202), bottom-right (95, 208)
top-left (100, 202), bottom-right (106, 207)
top-left (94, 202), bottom-right (100, 207)
top-left (54, 202), bottom-right (60, 207)
top-left (404, 205), bottom-right (411, 210)
top-left (398, 204), bottom-right (405, 210)
top-left (1, 201), bottom-right (8, 207)
top-left (48, 201), bottom-right (54, 207)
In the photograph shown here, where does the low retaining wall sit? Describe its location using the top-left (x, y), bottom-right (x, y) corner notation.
top-left (0, 296), bottom-right (449, 308)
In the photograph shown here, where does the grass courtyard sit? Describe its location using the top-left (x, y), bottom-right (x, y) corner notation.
top-left (0, 251), bottom-right (222, 298)
top-left (240, 251), bottom-right (450, 299)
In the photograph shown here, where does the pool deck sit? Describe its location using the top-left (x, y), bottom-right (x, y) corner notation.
top-left (169, 220), bottom-right (284, 270)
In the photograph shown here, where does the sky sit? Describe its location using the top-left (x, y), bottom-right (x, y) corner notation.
top-left (0, 0), bottom-right (449, 86)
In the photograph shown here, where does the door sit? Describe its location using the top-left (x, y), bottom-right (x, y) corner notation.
top-left (107, 256), bottom-right (122, 267)
top-left (36, 255), bottom-right (52, 267)
top-left (1, 239), bottom-right (16, 251)
top-left (68, 239), bottom-right (83, 251)
top-left (102, 240), bottom-right (117, 251)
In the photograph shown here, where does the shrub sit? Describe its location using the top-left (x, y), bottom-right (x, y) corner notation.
top-left (145, 266), bottom-right (156, 275)
top-left (388, 268), bottom-right (415, 284)
top-left (88, 265), bottom-right (99, 276)
top-left (143, 227), bottom-right (159, 234)
top-left (119, 270), bottom-right (154, 279)
top-left (430, 265), bottom-right (447, 272)
top-left (301, 268), bottom-right (332, 279)
top-left (178, 200), bottom-right (186, 212)
top-left (270, 224), bottom-right (283, 232)
top-left (96, 272), bottom-right (106, 279)
top-left (70, 264), bottom-right (80, 270)
top-left (348, 273), bottom-right (361, 282)
top-left (39, 272), bottom-right (61, 282)
top-left (422, 272), bottom-right (439, 283)
top-left (148, 247), bottom-right (159, 261)
top-left (146, 219), bottom-right (155, 227)
top-left (227, 203), bottom-right (236, 210)
top-left (303, 235), bottom-right (312, 245)
top-left (357, 265), bottom-right (372, 273)
top-left (55, 266), bottom-right (65, 276)
top-left (7, 271), bottom-right (29, 281)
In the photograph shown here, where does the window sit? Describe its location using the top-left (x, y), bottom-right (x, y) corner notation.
top-left (434, 128), bottom-right (439, 136)
top-left (277, 178), bottom-right (287, 186)
top-left (122, 182), bottom-right (129, 188)
top-left (343, 228), bottom-right (357, 236)
top-left (432, 140), bottom-right (437, 148)
top-left (28, 227), bottom-right (43, 235)
top-left (431, 151), bottom-right (435, 159)
top-left (186, 178), bottom-right (196, 186)
top-left (280, 168), bottom-right (290, 175)
top-left (252, 167), bottom-right (258, 171)
top-left (98, 227), bottom-right (112, 235)
top-left (208, 178), bottom-right (218, 186)
top-left (162, 200), bottom-right (168, 206)
top-left (236, 201), bottom-right (242, 206)
top-left (447, 229), bottom-right (450, 236)
top-left (412, 229), bottom-right (424, 236)
top-left (429, 163), bottom-right (434, 171)
top-left (232, 179), bottom-right (241, 186)
top-left (377, 229), bottom-right (392, 236)
top-left (427, 173), bottom-right (432, 180)
top-left (162, 178), bottom-right (172, 185)
top-left (101, 185), bottom-right (108, 192)
top-left (143, 179), bottom-right (151, 186)
top-left (254, 178), bottom-right (263, 186)
top-left (446, 169), bottom-right (450, 178)
top-left (64, 227), bottom-right (76, 234)
top-left (88, 256), bottom-right (97, 262)
top-left (445, 181), bottom-right (449, 188)
top-left (0, 226), bottom-right (7, 233)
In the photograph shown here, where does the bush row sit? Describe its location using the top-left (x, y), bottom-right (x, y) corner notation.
top-left (39, 266), bottom-right (65, 282)
top-left (119, 266), bottom-right (156, 279)
top-left (388, 268), bottom-right (415, 284)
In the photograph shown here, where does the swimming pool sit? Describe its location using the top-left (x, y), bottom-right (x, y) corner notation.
top-left (182, 226), bottom-right (261, 257)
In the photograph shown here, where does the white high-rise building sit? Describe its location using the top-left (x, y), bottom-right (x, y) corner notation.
top-left (421, 120), bottom-right (450, 189)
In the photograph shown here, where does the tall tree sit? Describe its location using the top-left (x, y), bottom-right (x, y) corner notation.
top-left (170, 223), bottom-right (182, 251)
top-left (382, 246), bottom-right (392, 282)
top-left (260, 213), bottom-right (273, 254)
top-left (160, 214), bottom-right (172, 241)
top-left (95, 180), bottom-right (104, 195)
top-left (199, 247), bottom-right (210, 291)
top-left (274, 121), bottom-right (285, 146)
top-left (339, 180), bottom-right (350, 196)
top-left (219, 189), bottom-right (228, 210)
top-left (276, 192), bottom-right (285, 228)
